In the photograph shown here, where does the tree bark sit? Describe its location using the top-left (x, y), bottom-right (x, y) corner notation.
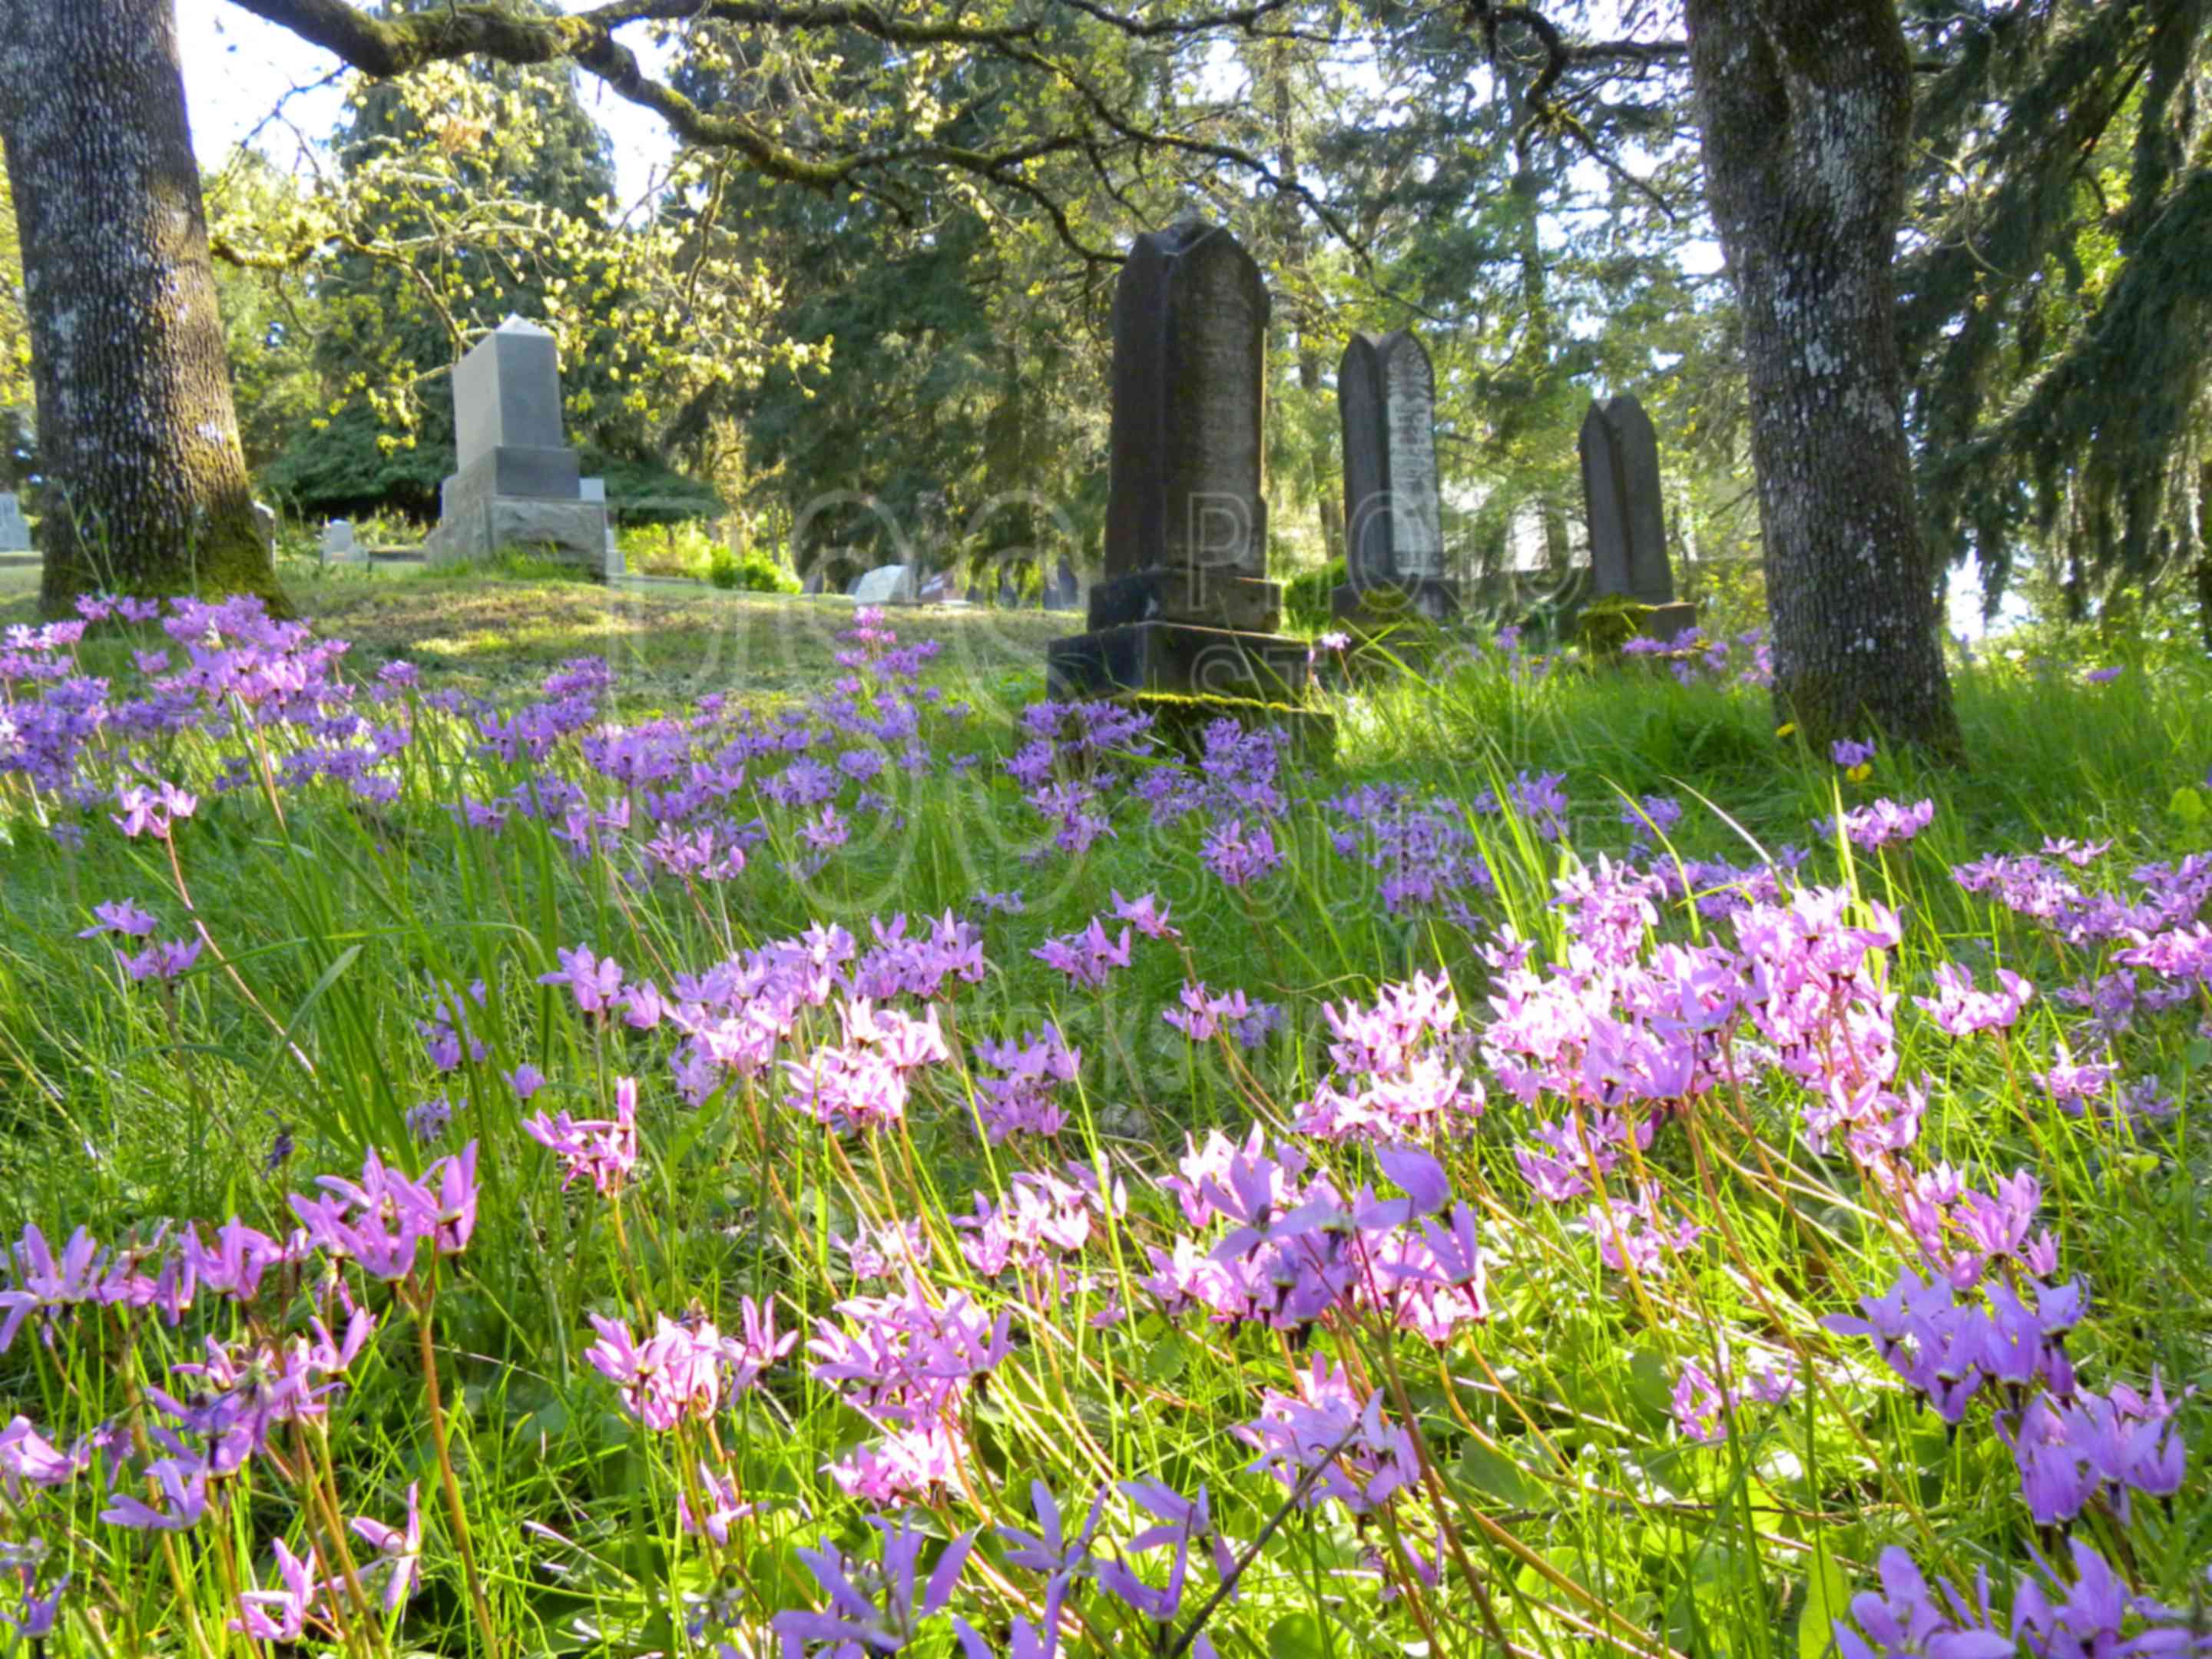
top-left (1684, 0), bottom-right (1960, 754)
top-left (2195, 463), bottom-right (2212, 654)
top-left (0, 0), bottom-right (280, 617)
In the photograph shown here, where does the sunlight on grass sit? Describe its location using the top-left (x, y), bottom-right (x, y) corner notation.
top-left (0, 588), bottom-right (2204, 1658)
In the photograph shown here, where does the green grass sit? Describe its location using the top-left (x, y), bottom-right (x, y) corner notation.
top-left (0, 581), bottom-right (2206, 1658)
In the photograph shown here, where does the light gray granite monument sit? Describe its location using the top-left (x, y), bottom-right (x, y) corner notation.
top-left (1579, 394), bottom-right (1694, 642)
top-left (1336, 329), bottom-right (1455, 624)
top-left (0, 492), bottom-right (30, 554)
top-left (1045, 219), bottom-right (1310, 701)
top-left (580, 478), bottom-right (624, 577)
top-left (852, 564), bottom-right (914, 604)
top-left (320, 519), bottom-right (361, 562)
top-left (425, 318), bottom-right (608, 576)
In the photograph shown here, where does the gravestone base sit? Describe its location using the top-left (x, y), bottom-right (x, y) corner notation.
top-left (1330, 577), bottom-right (1459, 628)
top-left (1122, 689), bottom-right (1336, 766)
top-left (448, 445), bottom-right (581, 502)
top-left (1628, 601), bottom-right (1699, 645)
top-left (1046, 620), bottom-right (1312, 704)
top-left (1086, 568), bottom-right (1283, 634)
top-left (425, 495), bottom-right (611, 578)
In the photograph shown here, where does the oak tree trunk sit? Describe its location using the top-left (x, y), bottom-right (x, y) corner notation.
top-left (0, 0), bottom-right (280, 618)
top-left (1684, 0), bottom-right (1960, 755)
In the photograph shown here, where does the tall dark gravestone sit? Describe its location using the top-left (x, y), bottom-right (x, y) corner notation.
top-left (1335, 329), bottom-right (1455, 623)
top-left (1046, 220), bottom-right (1311, 701)
top-left (1578, 394), bottom-right (1695, 641)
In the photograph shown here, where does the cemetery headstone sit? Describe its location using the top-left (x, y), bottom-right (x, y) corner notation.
top-left (1044, 556), bottom-right (1081, 611)
top-left (579, 479), bottom-right (624, 578)
top-left (422, 317), bottom-right (610, 578)
top-left (0, 491), bottom-right (31, 554)
top-left (1046, 218), bottom-right (1310, 701)
top-left (1578, 394), bottom-right (1695, 642)
top-left (320, 519), bottom-right (360, 562)
top-left (1335, 329), bottom-right (1455, 623)
top-left (853, 564), bottom-right (914, 604)
top-left (251, 499), bottom-right (279, 551)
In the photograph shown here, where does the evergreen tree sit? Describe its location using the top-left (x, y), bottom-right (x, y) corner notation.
top-left (266, 16), bottom-right (618, 515)
top-left (1899, 0), bottom-right (2212, 637)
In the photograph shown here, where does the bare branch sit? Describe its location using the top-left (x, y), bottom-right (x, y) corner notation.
top-left (1048, 0), bottom-right (1334, 41)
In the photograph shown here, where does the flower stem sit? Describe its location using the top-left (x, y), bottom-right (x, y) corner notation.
top-left (412, 1280), bottom-right (500, 1654)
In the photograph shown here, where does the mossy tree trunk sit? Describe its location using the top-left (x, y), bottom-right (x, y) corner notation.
top-left (1685, 0), bottom-right (1961, 756)
top-left (0, 0), bottom-right (281, 618)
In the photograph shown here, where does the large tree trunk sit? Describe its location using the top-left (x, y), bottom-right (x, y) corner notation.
top-left (0, 0), bottom-right (280, 618)
top-left (1684, 0), bottom-right (1960, 755)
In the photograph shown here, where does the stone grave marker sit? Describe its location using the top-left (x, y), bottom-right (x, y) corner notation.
top-left (0, 492), bottom-right (31, 553)
top-left (852, 564), bottom-right (913, 604)
top-left (1578, 394), bottom-right (1694, 641)
top-left (1044, 556), bottom-right (1081, 611)
top-left (580, 478), bottom-right (624, 577)
top-left (1046, 218), bottom-right (1310, 701)
top-left (1336, 329), bottom-right (1455, 623)
top-left (320, 519), bottom-right (360, 562)
top-left (422, 317), bottom-right (609, 576)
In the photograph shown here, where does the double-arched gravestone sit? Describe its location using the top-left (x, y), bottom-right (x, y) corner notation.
top-left (1578, 394), bottom-right (1697, 642)
top-left (1336, 328), bottom-right (1455, 624)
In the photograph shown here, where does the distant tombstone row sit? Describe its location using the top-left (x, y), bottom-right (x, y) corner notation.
top-left (1578, 394), bottom-right (1695, 641)
top-left (829, 555), bottom-right (1079, 610)
top-left (1047, 218), bottom-right (1310, 702)
top-left (422, 316), bottom-right (611, 579)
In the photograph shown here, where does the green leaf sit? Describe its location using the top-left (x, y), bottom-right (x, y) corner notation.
top-left (2167, 786), bottom-right (2206, 825)
top-left (1141, 1332), bottom-right (1187, 1384)
top-left (1628, 1349), bottom-right (1675, 1420)
top-left (1267, 1612), bottom-right (1328, 1659)
top-left (1456, 1439), bottom-right (1540, 1509)
top-left (1798, 1545), bottom-right (1851, 1659)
